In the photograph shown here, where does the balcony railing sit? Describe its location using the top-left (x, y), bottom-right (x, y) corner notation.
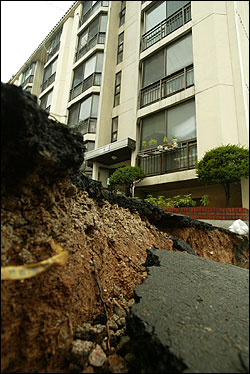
top-left (69, 72), bottom-right (102, 101)
top-left (71, 117), bottom-right (97, 135)
top-left (41, 72), bottom-right (56, 93)
top-left (79, 1), bottom-right (109, 27)
top-left (46, 43), bottom-right (60, 62)
top-left (76, 32), bottom-right (106, 61)
top-left (137, 139), bottom-right (197, 176)
top-left (21, 74), bottom-right (34, 88)
top-left (141, 2), bottom-right (191, 51)
top-left (140, 65), bottom-right (194, 108)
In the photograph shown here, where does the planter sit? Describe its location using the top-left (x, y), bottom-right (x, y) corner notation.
top-left (163, 207), bottom-right (249, 221)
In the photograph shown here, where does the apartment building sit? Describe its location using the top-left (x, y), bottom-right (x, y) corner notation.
top-left (10, 1), bottom-right (249, 208)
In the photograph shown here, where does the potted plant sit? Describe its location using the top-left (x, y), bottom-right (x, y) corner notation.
top-left (172, 136), bottom-right (178, 148)
top-left (142, 140), bottom-right (147, 149)
top-left (163, 136), bottom-right (169, 150)
top-left (148, 139), bottom-right (157, 148)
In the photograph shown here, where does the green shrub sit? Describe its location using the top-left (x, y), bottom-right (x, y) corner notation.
top-left (200, 194), bottom-right (209, 207)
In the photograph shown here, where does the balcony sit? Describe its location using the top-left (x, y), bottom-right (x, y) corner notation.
top-left (41, 72), bottom-right (56, 93)
top-left (79, 1), bottom-right (109, 28)
top-left (137, 139), bottom-right (197, 176)
top-left (72, 117), bottom-right (97, 135)
top-left (21, 74), bottom-right (34, 88)
top-left (141, 2), bottom-right (191, 52)
top-left (140, 65), bottom-right (194, 108)
top-left (76, 32), bottom-right (106, 61)
top-left (69, 72), bottom-right (102, 101)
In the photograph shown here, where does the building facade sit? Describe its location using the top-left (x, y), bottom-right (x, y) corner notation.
top-left (10, 1), bottom-right (249, 208)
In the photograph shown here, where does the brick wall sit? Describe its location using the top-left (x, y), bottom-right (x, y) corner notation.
top-left (163, 207), bottom-right (249, 220)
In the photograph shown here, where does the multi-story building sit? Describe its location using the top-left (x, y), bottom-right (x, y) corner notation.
top-left (10, 1), bottom-right (249, 208)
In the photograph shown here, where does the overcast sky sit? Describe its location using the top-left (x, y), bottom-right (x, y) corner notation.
top-left (1, 1), bottom-right (75, 83)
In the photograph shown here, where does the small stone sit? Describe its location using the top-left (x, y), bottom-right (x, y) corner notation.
top-left (88, 344), bottom-right (107, 367)
top-left (117, 317), bottom-right (126, 327)
top-left (71, 340), bottom-right (94, 359)
top-left (90, 324), bottom-right (107, 343)
top-left (108, 319), bottom-right (119, 330)
top-left (75, 323), bottom-right (92, 340)
top-left (113, 300), bottom-right (126, 318)
top-left (106, 354), bottom-right (127, 373)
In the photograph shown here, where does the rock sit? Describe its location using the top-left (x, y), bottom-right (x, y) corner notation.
top-left (113, 300), bottom-right (126, 318)
top-left (89, 324), bottom-right (107, 343)
top-left (71, 340), bottom-right (94, 365)
top-left (88, 344), bottom-right (107, 367)
top-left (75, 323), bottom-right (92, 340)
top-left (108, 319), bottom-right (119, 330)
top-left (105, 354), bottom-right (127, 373)
top-left (116, 317), bottom-right (126, 328)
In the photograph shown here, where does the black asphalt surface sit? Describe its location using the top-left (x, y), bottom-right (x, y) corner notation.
top-left (129, 250), bottom-right (249, 373)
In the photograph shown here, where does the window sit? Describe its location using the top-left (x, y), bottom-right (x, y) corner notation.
top-left (46, 28), bottom-right (62, 61)
top-left (76, 14), bottom-right (107, 61)
top-left (111, 117), bottom-right (118, 142)
top-left (142, 33), bottom-right (192, 87)
top-left (40, 90), bottom-right (53, 112)
top-left (145, 1), bottom-right (166, 33)
top-left (114, 71), bottom-right (121, 107)
top-left (117, 32), bottom-right (124, 64)
top-left (119, 1), bottom-right (126, 26)
top-left (68, 94), bottom-right (100, 134)
top-left (167, 1), bottom-right (189, 18)
top-left (166, 33), bottom-right (193, 75)
top-left (140, 99), bottom-right (196, 149)
top-left (80, 1), bottom-right (109, 26)
top-left (42, 58), bottom-right (57, 91)
top-left (142, 49), bottom-right (164, 88)
top-left (21, 63), bottom-right (36, 84)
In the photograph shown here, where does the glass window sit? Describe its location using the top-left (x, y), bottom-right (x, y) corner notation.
top-left (96, 53), bottom-right (104, 72)
top-left (68, 103), bottom-right (79, 127)
top-left (166, 33), bottom-right (193, 75)
top-left (141, 111), bottom-right (165, 149)
top-left (111, 117), bottom-right (118, 142)
top-left (167, 99), bottom-right (196, 141)
top-left (73, 64), bottom-right (84, 87)
top-left (119, 1), bottom-right (126, 26)
top-left (79, 96), bottom-right (92, 122)
top-left (100, 14), bottom-right (108, 32)
top-left (142, 49), bottom-right (164, 87)
top-left (40, 90), bottom-right (53, 111)
top-left (117, 32), bottom-right (124, 64)
top-left (84, 54), bottom-right (97, 78)
top-left (167, 1), bottom-right (189, 18)
top-left (145, 1), bottom-right (166, 33)
top-left (79, 30), bottom-right (88, 49)
top-left (88, 17), bottom-right (99, 40)
top-left (114, 71), bottom-right (121, 106)
top-left (91, 95), bottom-right (100, 117)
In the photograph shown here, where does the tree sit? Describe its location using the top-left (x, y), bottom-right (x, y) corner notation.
top-left (109, 165), bottom-right (146, 197)
top-left (195, 144), bottom-right (249, 207)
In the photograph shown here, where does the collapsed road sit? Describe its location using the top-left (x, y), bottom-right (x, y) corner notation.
top-left (1, 83), bottom-right (249, 373)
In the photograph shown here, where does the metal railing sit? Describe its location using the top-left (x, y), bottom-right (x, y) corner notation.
top-left (140, 65), bottom-right (194, 108)
top-left (79, 1), bottom-right (109, 27)
top-left (41, 72), bottom-right (56, 93)
top-left (141, 2), bottom-right (191, 51)
top-left (46, 43), bottom-right (60, 62)
top-left (21, 74), bottom-right (34, 88)
top-left (76, 32), bottom-right (106, 61)
top-left (71, 117), bottom-right (97, 135)
top-left (137, 139), bottom-right (197, 176)
top-left (69, 72), bottom-right (102, 101)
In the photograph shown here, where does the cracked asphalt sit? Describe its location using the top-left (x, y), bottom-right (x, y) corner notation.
top-left (130, 250), bottom-right (249, 373)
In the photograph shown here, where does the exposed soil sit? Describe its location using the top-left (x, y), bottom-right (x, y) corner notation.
top-left (1, 83), bottom-right (249, 373)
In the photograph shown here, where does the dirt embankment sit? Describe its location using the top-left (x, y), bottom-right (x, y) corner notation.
top-left (1, 83), bottom-right (248, 373)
